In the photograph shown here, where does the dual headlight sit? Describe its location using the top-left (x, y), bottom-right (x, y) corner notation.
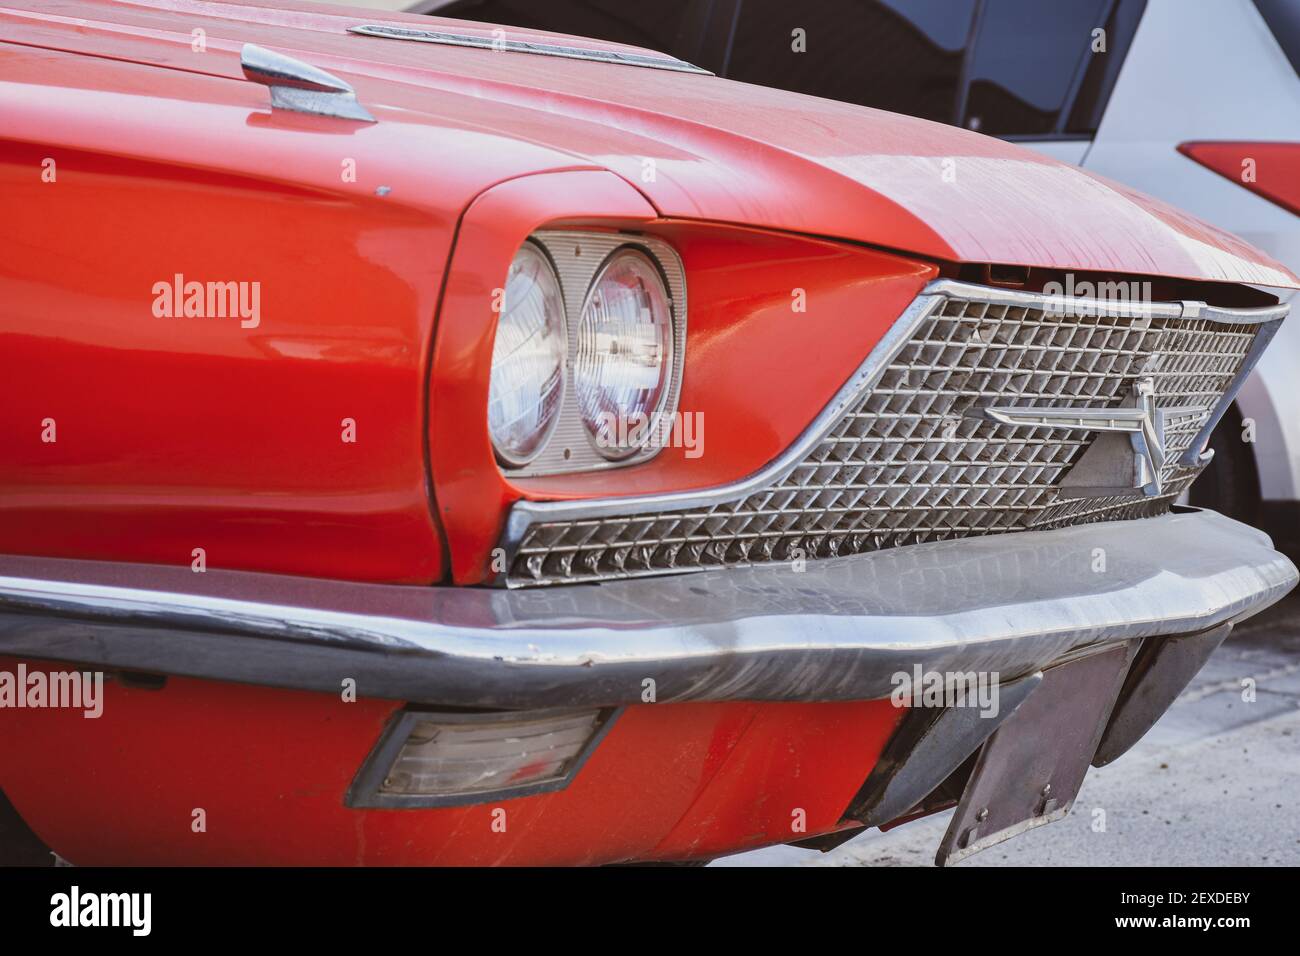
top-left (487, 239), bottom-right (678, 468)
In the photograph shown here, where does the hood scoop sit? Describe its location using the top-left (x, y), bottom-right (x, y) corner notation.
top-left (346, 24), bottom-right (711, 75)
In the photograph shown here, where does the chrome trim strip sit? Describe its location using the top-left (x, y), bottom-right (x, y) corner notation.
top-left (347, 24), bottom-right (713, 75)
top-left (1184, 300), bottom-right (1289, 325)
top-left (499, 279), bottom-right (1288, 568)
top-left (1178, 314), bottom-right (1284, 467)
top-left (930, 279), bottom-right (1180, 320)
top-left (0, 510), bottom-right (1293, 709)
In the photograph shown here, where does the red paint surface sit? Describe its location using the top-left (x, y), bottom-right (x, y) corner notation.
top-left (0, 47), bottom-right (453, 582)
top-left (0, 658), bottom-right (904, 865)
top-left (3, 0), bottom-right (1294, 288)
top-left (2, 0), bottom-right (1293, 585)
top-left (1178, 141), bottom-right (1300, 218)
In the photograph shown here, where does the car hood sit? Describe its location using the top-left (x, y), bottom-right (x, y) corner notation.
top-left (7, 0), bottom-right (1298, 289)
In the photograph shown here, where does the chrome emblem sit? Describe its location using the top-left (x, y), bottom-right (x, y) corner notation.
top-left (967, 377), bottom-right (1208, 498)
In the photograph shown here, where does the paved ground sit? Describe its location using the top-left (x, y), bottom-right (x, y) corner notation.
top-left (719, 591), bottom-right (1300, 867)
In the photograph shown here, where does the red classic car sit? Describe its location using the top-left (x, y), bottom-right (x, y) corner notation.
top-left (1, 0), bottom-right (1297, 866)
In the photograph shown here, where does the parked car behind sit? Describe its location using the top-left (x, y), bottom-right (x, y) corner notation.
top-left (417, 0), bottom-right (1300, 552)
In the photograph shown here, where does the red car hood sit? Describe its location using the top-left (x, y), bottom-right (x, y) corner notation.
top-left (6, 0), bottom-right (1298, 289)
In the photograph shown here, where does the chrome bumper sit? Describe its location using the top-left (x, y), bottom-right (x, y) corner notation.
top-left (0, 509), bottom-right (1293, 709)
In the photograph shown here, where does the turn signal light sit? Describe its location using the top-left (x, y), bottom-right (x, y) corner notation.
top-left (347, 708), bottom-right (616, 808)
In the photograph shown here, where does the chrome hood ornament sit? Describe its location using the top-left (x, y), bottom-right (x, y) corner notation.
top-left (241, 44), bottom-right (376, 123)
top-left (968, 377), bottom-right (1209, 498)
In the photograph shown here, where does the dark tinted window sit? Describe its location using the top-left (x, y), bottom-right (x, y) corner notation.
top-left (724, 0), bottom-right (1144, 137)
top-left (1256, 0), bottom-right (1300, 75)
top-left (962, 0), bottom-right (1109, 135)
top-left (1065, 0), bottom-right (1148, 133)
top-left (726, 0), bottom-right (978, 124)
top-left (430, 0), bottom-right (712, 63)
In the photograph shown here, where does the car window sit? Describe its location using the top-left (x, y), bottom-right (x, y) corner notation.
top-left (723, 0), bottom-right (1144, 138)
top-left (726, 0), bottom-right (978, 125)
top-left (426, 0), bottom-right (714, 63)
top-left (1256, 0), bottom-right (1300, 75)
top-left (1062, 0), bottom-right (1147, 135)
top-left (961, 0), bottom-right (1109, 136)
top-left (427, 0), bottom-right (1146, 138)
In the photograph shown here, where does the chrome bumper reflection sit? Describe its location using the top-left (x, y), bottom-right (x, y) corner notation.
top-left (0, 509), bottom-right (1293, 709)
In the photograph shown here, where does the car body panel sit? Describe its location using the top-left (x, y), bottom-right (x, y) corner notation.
top-left (0, 44), bottom-right (460, 581)
top-left (3, 0), bottom-right (1296, 289)
top-left (0, 664), bottom-right (903, 865)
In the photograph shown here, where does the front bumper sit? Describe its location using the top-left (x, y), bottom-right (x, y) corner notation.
top-left (0, 508), bottom-right (1294, 709)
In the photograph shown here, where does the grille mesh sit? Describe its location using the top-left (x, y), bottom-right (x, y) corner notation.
top-left (508, 290), bottom-right (1258, 586)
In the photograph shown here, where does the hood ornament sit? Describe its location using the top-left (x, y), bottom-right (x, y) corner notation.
top-left (241, 44), bottom-right (376, 123)
top-left (967, 377), bottom-right (1208, 498)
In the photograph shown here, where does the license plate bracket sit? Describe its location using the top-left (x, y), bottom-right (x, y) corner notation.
top-left (936, 642), bottom-right (1137, 866)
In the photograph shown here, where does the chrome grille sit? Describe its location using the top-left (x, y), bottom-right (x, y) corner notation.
top-left (504, 280), bottom-right (1280, 587)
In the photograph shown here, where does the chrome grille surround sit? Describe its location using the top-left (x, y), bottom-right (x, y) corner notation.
top-left (501, 279), bottom-right (1286, 587)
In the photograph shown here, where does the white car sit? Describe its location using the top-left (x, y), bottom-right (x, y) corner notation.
top-left (1020, 0), bottom-right (1300, 552)
top-left (404, 0), bottom-right (1300, 551)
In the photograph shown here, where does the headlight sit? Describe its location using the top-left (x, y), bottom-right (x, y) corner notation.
top-left (574, 248), bottom-right (674, 459)
top-left (487, 242), bottom-right (566, 466)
